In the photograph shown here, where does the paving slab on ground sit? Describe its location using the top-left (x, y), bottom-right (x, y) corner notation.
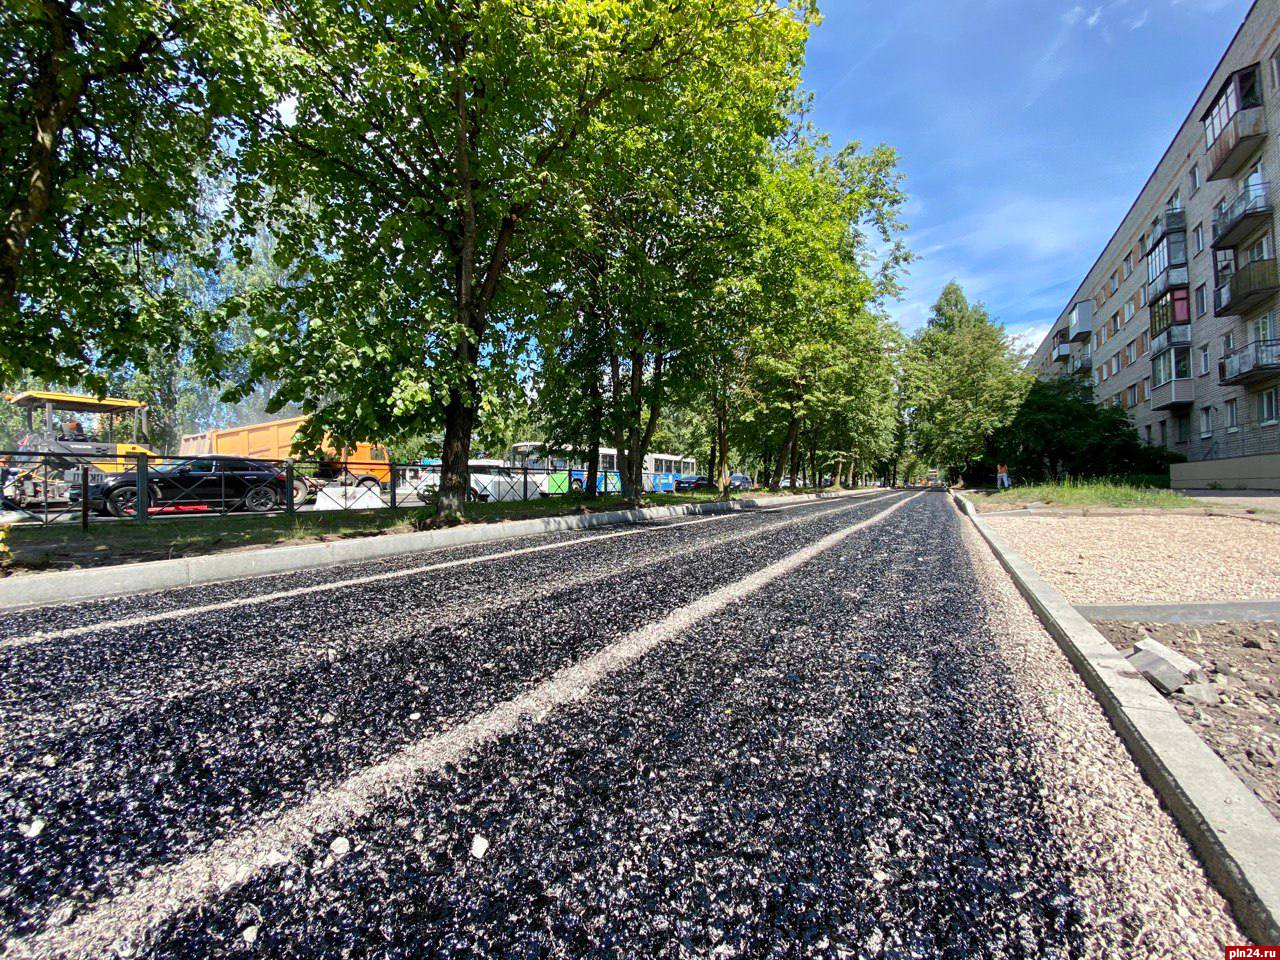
top-left (0, 493), bottom-right (1244, 958)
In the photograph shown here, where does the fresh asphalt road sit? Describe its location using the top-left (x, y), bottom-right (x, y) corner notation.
top-left (0, 491), bottom-right (1213, 958)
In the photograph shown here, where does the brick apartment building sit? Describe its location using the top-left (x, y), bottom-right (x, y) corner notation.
top-left (1031, 0), bottom-right (1280, 489)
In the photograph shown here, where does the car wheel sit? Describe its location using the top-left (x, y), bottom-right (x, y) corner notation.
top-left (358, 477), bottom-right (381, 491)
top-left (107, 486), bottom-right (139, 518)
top-left (292, 479), bottom-right (312, 505)
top-left (244, 486), bottom-right (278, 512)
top-left (570, 478), bottom-right (584, 493)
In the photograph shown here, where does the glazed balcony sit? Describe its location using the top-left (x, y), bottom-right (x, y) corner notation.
top-left (1149, 378), bottom-right (1194, 411)
top-left (1147, 208), bottom-right (1186, 249)
top-left (1219, 339), bottom-right (1280, 385)
top-left (1067, 300), bottom-right (1093, 343)
top-left (1214, 258), bottom-right (1280, 317)
top-left (1212, 182), bottom-right (1272, 250)
top-left (1069, 350), bottom-right (1092, 375)
top-left (1147, 263), bottom-right (1189, 304)
top-left (1149, 323), bottom-right (1191, 357)
top-left (1207, 106), bottom-right (1267, 182)
top-left (1052, 341), bottom-right (1071, 363)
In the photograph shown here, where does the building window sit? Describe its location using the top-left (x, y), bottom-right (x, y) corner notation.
top-left (1144, 424), bottom-right (1153, 443)
top-left (1223, 331), bottom-right (1235, 354)
top-left (1262, 387), bottom-right (1279, 425)
top-left (1124, 300), bottom-right (1135, 323)
top-left (1198, 344), bottom-right (1210, 375)
top-left (1125, 340), bottom-right (1137, 365)
top-left (1227, 398), bottom-right (1239, 430)
top-left (1142, 377), bottom-right (1151, 401)
top-left (1123, 253), bottom-right (1133, 278)
top-left (1110, 312), bottom-right (1120, 335)
top-left (1194, 283), bottom-right (1207, 317)
top-left (1109, 272), bottom-right (1119, 296)
top-left (1193, 223), bottom-right (1204, 254)
top-left (1127, 385), bottom-right (1138, 407)
top-left (1159, 420), bottom-right (1167, 446)
top-left (1200, 406), bottom-right (1213, 438)
top-left (1189, 164), bottom-right (1201, 195)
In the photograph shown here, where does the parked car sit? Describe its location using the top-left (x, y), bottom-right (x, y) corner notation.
top-left (674, 475), bottom-right (713, 491)
top-left (728, 473), bottom-right (756, 491)
top-left (80, 456), bottom-right (289, 518)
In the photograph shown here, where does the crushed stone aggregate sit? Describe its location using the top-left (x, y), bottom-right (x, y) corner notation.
top-left (0, 493), bottom-right (1244, 958)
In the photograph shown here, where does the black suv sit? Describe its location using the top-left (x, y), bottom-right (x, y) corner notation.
top-left (83, 456), bottom-right (288, 518)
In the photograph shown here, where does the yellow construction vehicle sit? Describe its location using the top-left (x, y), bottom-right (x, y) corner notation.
top-left (3, 391), bottom-right (157, 508)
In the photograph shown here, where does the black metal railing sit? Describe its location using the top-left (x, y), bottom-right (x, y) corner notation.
top-left (0, 451), bottom-right (706, 526)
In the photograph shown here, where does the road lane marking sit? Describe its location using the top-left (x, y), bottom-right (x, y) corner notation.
top-left (2, 492), bottom-right (892, 650)
top-left (12, 492), bottom-right (920, 960)
top-left (0, 495), bottom-right (897, 747)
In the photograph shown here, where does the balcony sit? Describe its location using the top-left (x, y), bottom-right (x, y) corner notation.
top-left (1147, 263), bottom-right (1189, 304)
top-left (1070, 350), bottom-right (1092, 375)
top-left (1219, 338), bottom-right (1280, 385)
top-left (1052, 341), bottom-right (1071, 363)
top-left (1214, 258), bottom-right (1280, 317)
top-left (1149, 322), bottom-right (1191, 356)
top-left (1149, 378), bottom-right (1194, 411)
top-left (1212, 182), bottom-right (1272, 250)
top-left (1067, 300), bottom-right (1093, 342)
top-left (1207, 106), bottom-right (1267, 182)
top-left (1146, 208), bottom-right (1187, 250)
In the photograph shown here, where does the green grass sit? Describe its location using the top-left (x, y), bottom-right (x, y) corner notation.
top-left (969, 478), bottom-right (1204, 512)
top-left (2, 485), bottom-right (832, 573)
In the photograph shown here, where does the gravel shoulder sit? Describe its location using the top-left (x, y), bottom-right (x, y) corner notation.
top-left (982, 513), bottom-right (1280, 605)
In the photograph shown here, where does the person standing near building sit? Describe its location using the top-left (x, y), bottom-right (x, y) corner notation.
top-left (996, 462), bottom-right (1011, 489)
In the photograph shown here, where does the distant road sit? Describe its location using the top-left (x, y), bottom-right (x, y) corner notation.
top-left (0, 492), bottom-right (1241, 957)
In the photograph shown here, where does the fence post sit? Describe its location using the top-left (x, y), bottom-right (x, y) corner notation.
top-left (285, 459), bottom-right (296, 515)
top-left (523, 465), bottom-right (529, 502)
top-left (135, 453), bottom-right (149, 522)
top-left (389, 464), bottom-right (398, 511)
top-left (80, 464), bottom-right (90, 532)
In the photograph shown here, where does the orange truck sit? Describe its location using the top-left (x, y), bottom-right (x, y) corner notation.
top-left (179, 416), bottom-right (392, 488)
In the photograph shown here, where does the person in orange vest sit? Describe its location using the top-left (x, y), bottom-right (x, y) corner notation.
top-left (996, 462), bottom-right (1011, 489)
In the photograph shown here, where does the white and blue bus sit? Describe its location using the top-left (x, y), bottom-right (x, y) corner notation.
top-left (506, 442), bottom-right (697, 494)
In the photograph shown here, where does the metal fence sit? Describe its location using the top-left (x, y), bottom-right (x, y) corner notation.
top-left (0, 451), bottom-right (693, 527)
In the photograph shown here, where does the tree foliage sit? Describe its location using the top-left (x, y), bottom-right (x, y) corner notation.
top-left (1, 0), bottom-right (276, 386)
top-left (902, 282), bottom-right (1029, 477)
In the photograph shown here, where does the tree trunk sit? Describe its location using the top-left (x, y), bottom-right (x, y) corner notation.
top-left (788, 429), bottom-right (801, 489)
top-left (585, 375), bottom-right (602, 497)
top-left (438, 378), bottom-right (476, 516)
top-left (769, 414), bottom-right (799, 491)
top-left (715, 393), bottom-right (730, 500)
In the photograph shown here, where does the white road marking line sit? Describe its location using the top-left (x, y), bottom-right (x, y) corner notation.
top-left (13, 492), bottom-right (920, 960)
top-left (3, 492), bottom-right (890, 649)
top-left (0, 495), bottom-right (891, 746)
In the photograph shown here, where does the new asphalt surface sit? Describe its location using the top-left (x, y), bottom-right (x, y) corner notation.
top-left (0, 491), bottom-right (1244, 958)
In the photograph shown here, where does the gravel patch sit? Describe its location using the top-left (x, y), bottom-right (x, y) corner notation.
top-left (1093, 620), bottom-right (1280, 821)
top-left (958, 515), bottom-right (1244, 953)
top-left (983, 514), bottom-right (1280, 604)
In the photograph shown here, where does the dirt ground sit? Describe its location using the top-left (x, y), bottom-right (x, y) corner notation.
top-left (1095, 620), bottom-right (1280, 821)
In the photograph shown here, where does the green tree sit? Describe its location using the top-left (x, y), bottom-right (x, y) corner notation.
top-left (903, 282), bottom-right (1030, 478)
top-left (223, 0), bottom-right (812, 516)
top-left (984, 375), bottom-right (1180, 484)
top-left (1, 0), bottom-right (276, 386)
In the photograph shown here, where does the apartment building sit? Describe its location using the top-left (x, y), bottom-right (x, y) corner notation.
top-left (1031, 0), bottom-right (1280, 489)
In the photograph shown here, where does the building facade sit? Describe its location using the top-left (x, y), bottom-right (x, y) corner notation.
top-left (1031, 0), bottom-right (1280, 489)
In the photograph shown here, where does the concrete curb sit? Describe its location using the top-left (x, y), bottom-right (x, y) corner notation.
top-left (0, 490), bottom-right (873, 612)
top-left (953, 492), bottom-right (1280, 944)
top-left (1077, 600), bottom-right (1280, 625)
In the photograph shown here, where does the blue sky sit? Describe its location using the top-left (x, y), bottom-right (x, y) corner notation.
top-left (802, 0), bottom-right (1252, 347)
